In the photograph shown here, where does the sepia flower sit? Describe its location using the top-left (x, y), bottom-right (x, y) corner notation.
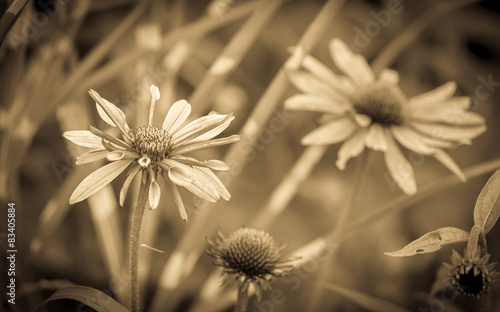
top-left (444, 249), bottom-right (496, 299)
top-left (286, 38), bottom-right (486, 195)
top-left (206, 227), bottom-right (294, 301)
top-left (63, 85), bottom-right (240, 221)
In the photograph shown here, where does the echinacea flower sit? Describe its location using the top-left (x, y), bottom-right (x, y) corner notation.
top-left (206, 227), bottom-right (294, 301)
top-left (286, 39), bottom-right (486, 195)
top-left (63, 85), bottom-right (240, 221)
top-left (444, 249), bottom-right (496, 299)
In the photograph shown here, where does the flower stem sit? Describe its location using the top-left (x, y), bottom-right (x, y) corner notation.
top-left (129, 181), bottom-right (149, 312)
top-left (235, 285), bottom-right (249, 312)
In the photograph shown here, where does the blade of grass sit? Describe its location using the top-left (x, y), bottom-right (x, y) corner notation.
top-left (0, 0), bottom-right (29, 47)
top-left (189, 0), bottom-right (285, 116)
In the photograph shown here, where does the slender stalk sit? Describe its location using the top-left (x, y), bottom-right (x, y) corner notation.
top-left (129, 181), bottom-right (149, 312)
top-left (306, 151), bottom-right (373, 312)
top-left (235, 285), bottom-right (249, 312)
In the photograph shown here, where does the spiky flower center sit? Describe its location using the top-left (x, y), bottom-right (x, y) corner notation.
top-left (455, 267), bottom-right (486, 298)
top-left (352, 83), bottom-right (406, 126)
top-left (133, 126), bottom-right (172, 162)
top-left (219, 228), bottom-right (280, 278)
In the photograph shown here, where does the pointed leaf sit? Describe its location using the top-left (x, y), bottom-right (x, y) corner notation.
top-left (317, 283), bottom-right (410, 312)
top-left (33, 285), bottom-right (129, 312)
top-left (384, 227), bottom-right (469, 257)
top-left (473, 170), bottom-right (500, 234)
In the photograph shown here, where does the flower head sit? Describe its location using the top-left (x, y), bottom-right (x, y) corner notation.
top-left (444, 249), bottom-right (496, 299)
top-left (63, 85), bottom-right (240, 221)
top-left (206, 227), bottom-right (294, 301)
top-left (286, 39), bottom-right (486, 195)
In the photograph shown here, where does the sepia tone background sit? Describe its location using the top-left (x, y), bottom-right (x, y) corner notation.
top-left (1, 0), bottom-right (500, 311)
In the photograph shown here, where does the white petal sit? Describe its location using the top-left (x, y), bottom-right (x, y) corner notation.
top-left (410, 97), bottom-right (485, 126)
top-left (189, 115), bottom-right (234, 143)
top-left (89, 89), bottom-right (131, 137)
top-left (162, 100), bottom-right (191, 134)
top-left (76, 149), bottom-right (108, 165)
top-left (407, 82), bottom-right (456, 109)
top-left (286, 69), bottom-right (345, 100)
top-left (378, 68), bottom-right (399, 85)
top-left (172, 114), bottom-right (232, 144)
top-left (168, 167), bottom-right (194, 187)
top-left (383, 130), bottom-right (417, 195)
top-left (149, 179), bottom-right (161, 209)
top-left (96, 103), bottom-right (117, 128)
top-left (168, 180), bottom-right (187, 222)
top-left (63, 130), bottom-right (104, 149)
top-left (301, 117), bottom-right (358, 145)
top-left (336, 129), bottom-right (366, 170)
top-left (70, 159), bottom-right (133, 204)
top-left (354, 114), bottom-right (371, 127)
top-left (433, 149), bottom-right (466, 182)
top-left (119, 165), bottom-right (142, 206)
top-left (365, 124), bottom-right (388, 151)
top-left (171, 135), bottom-right (241, 155)
top-left (329, 38), bottom-right (374, 85)
top-left (301, 54), bottom-right (356, 94)
top-left (284, 94), bottom-right (350, 115)
top-left (195, 167), bottom-right (231, 201)
top-left (390, 126), bottom-right (436, 154)
top-left (150, 84), bottom-right (160, 101)
top-left (204, 160), bottom-right (230, 171)
top-left (411, 122), bottom-right (486, 142)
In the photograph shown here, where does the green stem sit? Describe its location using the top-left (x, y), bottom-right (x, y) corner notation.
top-left (235, 285), bottom-right (249, 312)
top-left (130, 181), bottom-right (149, 312)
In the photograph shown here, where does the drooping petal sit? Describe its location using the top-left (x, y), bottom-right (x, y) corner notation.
top-left (407, 82), bottom-right (456, 109)
top-left (284, 94), bottom-right (350, 115)
top-left (76, 149), bottom-right (109, 165)
top-left (162, 100), bottom-right (191, 134)
top-left (185, 175), bottom-right (220, 202)
top-left (301, 117), bottom-right (358, 145)
top-left (168, 180), bottom-right (188, 222)
top-left (365, 124), bottom-right (388, 152)
top-left (149, 178), bottom-right (161, 209)
top-left (189, 115), bottom-right (235, 143)
top-left (204, 160), bottom-right (230, 171)
top-left (172, 113), bottom-right (233, 145)
top-left (171, 135), bottom-right (241, 155)
top-left (411, 122), bottom-right (486, 143)
top-left (63, 130), bottom-right (105, 149)
top-left (106, 150), bottom-right (140, 161)
top-left (195, 166), bottom-right (231, 201)
top-left (301, 54), bottom-right (356, 95)
top-left (383, 130), bottom-right (417, 195)
top-left (410, 97), bottom-right (485, 126)
top-left (391, 126), bottom-right (436, 155)
top-left (433, 149), bottom-right (467, 182)
top-left (378, 68), bottom-right (399, 85)
top-left (70, 159), bottom-right (133, 204)
top-left (88, 125), bottom-right (130, 149)
top-left (89, 89), bottom-right (131, 139)
top-left (353, 114), bottom-right (372, 128)
top-left (286, 69), bottom-right (346, 100)
top-left (119, 165), bottom-right (142, 206)
top-left (329, 38), bottom-right (374, 85)
top-left (168, 167), bottom-right (195, 187)
top-left (336, 128), bottom-right (366, 170)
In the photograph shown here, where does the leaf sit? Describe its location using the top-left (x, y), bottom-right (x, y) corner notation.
top-left (316, 283), bottom-right (410, 312)
top-left (473, 170), bottom-right (500, 234)
top-left (384, 227), bottom-right (469, 257)
top-left (33, 285), bottom-right (129, 312)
